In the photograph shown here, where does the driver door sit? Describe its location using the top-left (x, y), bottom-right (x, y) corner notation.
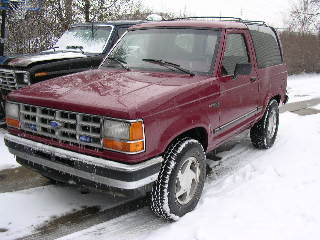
top-left (217, 30), bottom-right (259, 136)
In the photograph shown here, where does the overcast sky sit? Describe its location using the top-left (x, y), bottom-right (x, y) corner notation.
top-left (142, 0), bottom-right (293, 28)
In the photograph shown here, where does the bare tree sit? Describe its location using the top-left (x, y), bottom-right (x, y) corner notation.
top-left (289, 0), bottom-right (320, 32)
top-left (74, 0), bottom-right (145, 22)
top-left (4, 0), bottom-right (148, 55)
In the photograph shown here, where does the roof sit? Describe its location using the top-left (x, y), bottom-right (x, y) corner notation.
top-left (130, 20), bottom-right (248, 30)
top-left (71, 20), bottom-right (145, 28)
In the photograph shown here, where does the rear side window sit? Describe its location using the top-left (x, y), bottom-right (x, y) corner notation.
top-left (249, 26), bottom-right (282, 68)
top-left (222, 34), bottom-right (249, 76)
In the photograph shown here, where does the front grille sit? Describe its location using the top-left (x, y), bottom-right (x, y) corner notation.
top-left (20, 103), bottom-right (103, 148)
top-left (0, 69), bottom-right (28, 91)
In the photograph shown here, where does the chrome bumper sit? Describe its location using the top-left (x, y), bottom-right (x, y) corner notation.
top-left (4, 134), bottom-right (163, 190)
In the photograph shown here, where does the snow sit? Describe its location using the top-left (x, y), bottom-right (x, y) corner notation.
top-left (59, 111), bottom-right (320, 240)
top-left (287, 73), bottom-right (320, 103)
top-left (0, 185), bottom-right (139, 240)
top-left (54, 27), bottom-right (112, 54)
top-left (314, 104), bottom-right (320, 110)
top-left (0, 132), bottom-right (19, 170)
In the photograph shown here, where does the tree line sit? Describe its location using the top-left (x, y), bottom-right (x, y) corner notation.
top-left (282, 0), bottom-right (320, 74)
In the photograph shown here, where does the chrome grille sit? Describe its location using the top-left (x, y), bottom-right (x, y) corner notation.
top-left (20, 104), bottom-right (103, 148)
top-left (0, 69), bottom-right (28, 91)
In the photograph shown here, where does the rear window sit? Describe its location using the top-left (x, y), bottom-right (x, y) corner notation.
top-left (248, 25), bottom-right (282, 68)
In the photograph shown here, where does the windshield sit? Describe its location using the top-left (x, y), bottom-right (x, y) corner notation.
top-left (54, 26), bottom-right (113, 54)
top-left (102, 28), bottom-right (221, 74)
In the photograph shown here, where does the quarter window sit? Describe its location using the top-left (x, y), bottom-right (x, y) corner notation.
top-left (249, 26), bottom-right (282, 68)
top-left (222, 34), bottom-right (249, 76)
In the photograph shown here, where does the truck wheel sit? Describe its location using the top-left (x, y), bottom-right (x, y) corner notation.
top-left (151, 137), bottom-right (206, 221)
top-left (250, 99), bottom-right (279, 149)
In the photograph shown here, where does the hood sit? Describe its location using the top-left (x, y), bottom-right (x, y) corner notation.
top-left (2, 51), bottom-right (87, 68)
top-left (8, 69), bottom-right (215, 119)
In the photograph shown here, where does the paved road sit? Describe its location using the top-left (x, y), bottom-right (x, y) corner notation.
top-left (280, 98), bottom-right (320, 115)
top-left (1, 98), bottom-right (319, 240)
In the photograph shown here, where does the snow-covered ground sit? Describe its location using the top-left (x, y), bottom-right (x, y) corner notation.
top-left (0, 131), bottom-right (18, 170)
top-left (0, 73), bottom-right (320, 240)
top-left (59, 112), bottom-right (320, 240)
top-left (0, 186), bottom-right (130, 240)
top-left (287, 73), bottom-right (320, 102)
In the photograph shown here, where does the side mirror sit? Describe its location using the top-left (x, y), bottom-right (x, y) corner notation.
top-left (233, 63), bottom-right (252, 79)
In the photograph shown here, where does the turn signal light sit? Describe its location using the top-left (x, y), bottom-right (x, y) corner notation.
top-left (6, 118), bottom-right (20, 128)
top-left (103, 139), bottom-right (144, 153)
top-left (130, 121), bottom-right (144, 140)
top-left (35, 72), bottom-right (48, 77)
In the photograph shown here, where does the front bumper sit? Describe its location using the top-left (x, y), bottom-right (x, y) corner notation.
top-left (4, 134), bottom-right (162, 191)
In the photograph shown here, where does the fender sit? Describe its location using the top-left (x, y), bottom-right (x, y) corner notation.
top-left (157, 110), bottom-right (210, 155)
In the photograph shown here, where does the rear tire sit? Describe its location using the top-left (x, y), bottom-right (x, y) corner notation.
top-left (250, 99), bottom-right (279, 149)
top-left (151, 137), bottom-right (206, 221)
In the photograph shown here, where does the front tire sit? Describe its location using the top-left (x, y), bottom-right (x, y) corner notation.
top-left (250, 99), bottom-right (279, 149)
top-left (151, 138), bottom-right (206, 221)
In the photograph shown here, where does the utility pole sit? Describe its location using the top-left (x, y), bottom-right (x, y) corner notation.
top-left (0, 9), bottom-right (6, 56)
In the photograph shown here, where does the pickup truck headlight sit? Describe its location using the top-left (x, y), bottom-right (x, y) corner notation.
top-left (102, 119), bottom-right (145, 154)
top-left (5, 102), bottom-right (20, 128)
top-left (23, 72), bottom-right (30, 84)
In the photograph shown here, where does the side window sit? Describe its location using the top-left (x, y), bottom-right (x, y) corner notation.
top-left (222, 34), bottom-right (249, 76)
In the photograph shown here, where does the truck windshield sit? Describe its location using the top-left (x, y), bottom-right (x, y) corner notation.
top-left (54, 26), bottom-right (112, 54)
top-left (102, 28), bottom-right (221, 74)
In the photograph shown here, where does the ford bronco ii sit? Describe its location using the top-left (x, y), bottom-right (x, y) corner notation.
top-left (4, 17), bottom-right (288, 221)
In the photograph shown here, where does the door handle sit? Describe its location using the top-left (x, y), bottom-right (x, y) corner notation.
top-left (250, 77), bottom-right (257, 82)
top-left (209, 102), bottom-right (220, 108)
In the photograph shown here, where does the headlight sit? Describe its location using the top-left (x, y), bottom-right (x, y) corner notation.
top-left (5, 102), bottom-right (20, 128)
top-left (23, 72), bottom-right (30, 84)
top-left (102, 119), bottom-right (144, 153)
top-left (103, 119), bottom-right (131, 140)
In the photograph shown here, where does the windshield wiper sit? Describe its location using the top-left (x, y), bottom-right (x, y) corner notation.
top-left (142, 58), bottom-right (195, 76)
top-left (66, 45), bottom-right (84, 54)
top-left (107, 57), bottom-right (130, 71)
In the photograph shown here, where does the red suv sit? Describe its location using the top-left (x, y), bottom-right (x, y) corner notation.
top-left (4, 17), bottom-right (288, 221)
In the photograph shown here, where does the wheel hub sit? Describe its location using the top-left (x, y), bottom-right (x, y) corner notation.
top-left (175, 157), bottom-right (200, 205)
top-left (267, 109), bottom-right (277, 139)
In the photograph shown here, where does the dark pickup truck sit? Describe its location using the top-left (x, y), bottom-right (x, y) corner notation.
top-left (0, 20), bottom-right (142, 117)
top-left (4, 17), bottom-right (288, 221)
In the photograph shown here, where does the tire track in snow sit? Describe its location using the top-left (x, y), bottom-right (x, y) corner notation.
top-left (0, 167), bottom-right (48, 193)
top-left (19, 197), bottom-right (149, 240)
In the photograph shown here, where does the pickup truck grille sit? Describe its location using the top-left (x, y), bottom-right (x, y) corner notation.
top-left (20, 104), bottom-right (103, 148)
top-left (0, 69), bottom-right (28, 91)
